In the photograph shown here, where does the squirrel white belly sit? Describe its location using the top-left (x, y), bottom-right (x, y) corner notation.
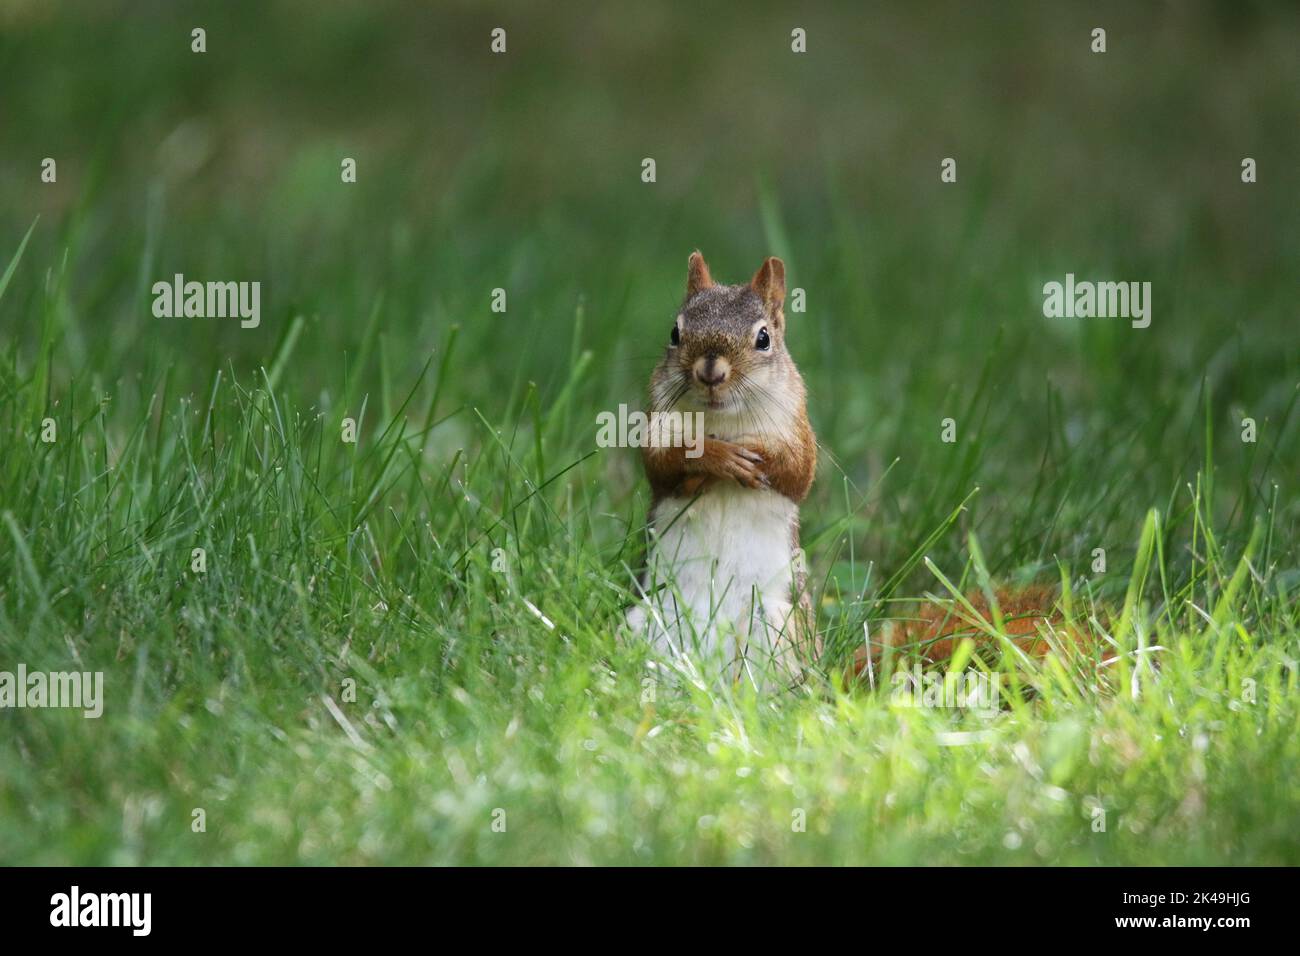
top-left (626, 252), bottom-right (818, 687)
top-left (633, 481), bottom-right (802, 676)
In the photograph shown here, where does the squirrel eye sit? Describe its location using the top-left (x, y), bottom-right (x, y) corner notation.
top-left (755, 326), bottom-right (771, 351)
top-left (670, 324), bottom-right (680, 346)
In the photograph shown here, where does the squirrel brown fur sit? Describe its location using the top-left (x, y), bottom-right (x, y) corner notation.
top-left (851, 584), bottom-right (1104, 682)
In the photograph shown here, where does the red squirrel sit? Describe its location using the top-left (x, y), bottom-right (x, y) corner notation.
top-left (625, 252), bottom-right (817, 686)
top-left (625, 252), bottom-right (1087, 688)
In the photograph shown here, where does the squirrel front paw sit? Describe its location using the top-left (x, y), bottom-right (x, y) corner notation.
top-left (710, 440), bottom-right (767, 490)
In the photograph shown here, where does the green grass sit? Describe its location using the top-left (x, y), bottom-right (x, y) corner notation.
top-left (1, 0), bottom-right (1299, 864)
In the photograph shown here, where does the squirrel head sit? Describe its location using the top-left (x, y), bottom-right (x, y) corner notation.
top-left (652, 251), bottom-right (795, 414)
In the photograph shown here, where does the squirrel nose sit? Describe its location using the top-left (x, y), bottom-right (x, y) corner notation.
top-left (693, 354), bottom-right (731, 387)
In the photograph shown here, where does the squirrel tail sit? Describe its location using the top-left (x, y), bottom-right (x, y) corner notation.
top-left (850, 584), bottom-right (1100, 680)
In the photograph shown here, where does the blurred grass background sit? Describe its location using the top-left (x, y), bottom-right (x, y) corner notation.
top-left (0, 0), bottom-right (1298, 864)
top-left (2, 0), bottom-right (1296, 566)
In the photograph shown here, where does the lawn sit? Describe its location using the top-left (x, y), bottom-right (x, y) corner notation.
top-left (1, 1), bottom-right (1298, 865)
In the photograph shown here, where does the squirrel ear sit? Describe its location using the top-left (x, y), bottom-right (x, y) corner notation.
top-left (686, 251), bottom-right (715, 298)
top-left (751, 257), bottom-right (786, 325)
